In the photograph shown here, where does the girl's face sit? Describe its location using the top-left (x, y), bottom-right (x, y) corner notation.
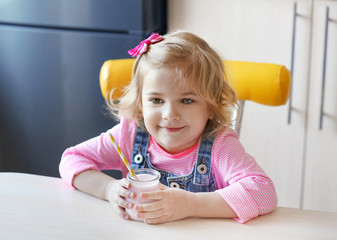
top-left (141, 68), bottom-right (213, 154)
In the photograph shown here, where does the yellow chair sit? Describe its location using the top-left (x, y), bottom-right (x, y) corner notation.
top-left (99, 58), bottom-right (291, 135)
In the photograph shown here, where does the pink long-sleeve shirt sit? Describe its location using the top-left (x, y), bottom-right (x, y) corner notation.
top-left (59, 117), bottom-right (277, 223)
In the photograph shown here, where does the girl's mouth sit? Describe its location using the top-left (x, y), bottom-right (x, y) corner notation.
top-left (161, 126), bottom-right (185, 132)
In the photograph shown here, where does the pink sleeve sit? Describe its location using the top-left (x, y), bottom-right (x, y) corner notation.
top-left (212, 131), bottom-right (278, 223)
top-left (59, 118), bottom-right (137, 187)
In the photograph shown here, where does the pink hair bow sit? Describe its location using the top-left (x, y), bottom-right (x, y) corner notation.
top-left (128, 33), bottom-right (163, 57)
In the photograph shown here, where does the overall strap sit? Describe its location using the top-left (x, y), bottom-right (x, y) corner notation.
top-left (193, 135), bottom-right (215, 185)
top-left (131, 126), bottom-right (150, 169)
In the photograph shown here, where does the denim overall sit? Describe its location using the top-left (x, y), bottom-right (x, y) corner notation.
top-left (131, 127), bottom-right (217, 192)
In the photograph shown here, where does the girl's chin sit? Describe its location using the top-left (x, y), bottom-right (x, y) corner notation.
top-left (156, 140), bottom-right (183, 153)
top-left (158, 140), bottom-right (195, 154)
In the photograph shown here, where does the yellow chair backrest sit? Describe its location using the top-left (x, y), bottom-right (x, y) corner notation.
top-left (99, 58), bottom-right (291, 106)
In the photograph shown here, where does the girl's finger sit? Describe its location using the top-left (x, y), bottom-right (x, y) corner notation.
top-left (143, 214), bottom-right (169, 225)
top-left (113, 204), bottom-right (130, 220)
top-left (134, 200), bottom-right (163, 212)
top-left (136, 207), bottom-right (167, 222)
top-left (140, 190), bottom-right (164, 200)
top-left (115, 195), bottom-right (134, 210)
top-left (118, 185), bottom-right (135, 199)
top-left (120, 178), bottom-right (131, 189)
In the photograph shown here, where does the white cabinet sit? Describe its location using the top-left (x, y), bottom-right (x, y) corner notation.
top-left (169, 0), bottom-right (311, 209)
top-left (221, 0), bottom-right (312, 209)
top-left (169, 0), bottom-right (337, 212)
top-left (303, 0), bottom-right (337, 212)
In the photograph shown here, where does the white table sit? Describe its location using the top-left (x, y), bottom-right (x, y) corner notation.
top-left (1, 172), bottom-right (337, 240)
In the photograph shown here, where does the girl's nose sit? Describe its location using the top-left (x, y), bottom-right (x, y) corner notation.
top-left (162, 104), bottom-right (181, 121)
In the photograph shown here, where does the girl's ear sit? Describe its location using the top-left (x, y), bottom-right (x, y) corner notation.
top-left (136, 112), bottom-right (143, 121)
top-left (136, 104), bottom-right (143, 121)
top-left (208, 112), bottom-right (215, 120)
top-left (208, 107), bottom-right (215, 120)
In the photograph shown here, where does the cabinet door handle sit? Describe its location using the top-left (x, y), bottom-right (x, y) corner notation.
top-left (319, 7), bottom-right (330, 130)
top-left (288, 2), bottom-right (298, 124)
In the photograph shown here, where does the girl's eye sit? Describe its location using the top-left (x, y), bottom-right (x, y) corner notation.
top-left (150, 98), bottom-right (163, 104)
top-left (181, 98), bottom-right (194, 104)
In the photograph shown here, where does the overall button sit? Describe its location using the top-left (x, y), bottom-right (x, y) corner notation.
top-left (197, 164), bottom-right (208, 174)
top-left (134, 153), bottom-right (143, 164)
top-left (169, 182), bottom-right (180, 188)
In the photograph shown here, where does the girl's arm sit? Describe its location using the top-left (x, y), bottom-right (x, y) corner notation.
top-left (73, 169), bottom-right (115, 201)
top-left (59, 119), bottom-right (140, 219)
top-left (59, 118), bottom-right (137, 188)
top-left (73, 169), bottom-right (136, 219)
top-left (191, 191), bottom-right (238, 218)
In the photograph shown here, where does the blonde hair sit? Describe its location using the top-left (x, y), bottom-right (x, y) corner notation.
top-left (107, 31), bottom-right (238, 136)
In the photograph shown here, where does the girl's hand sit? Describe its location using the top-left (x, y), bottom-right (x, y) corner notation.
top-left (134, 184), bottom-right (195, 224)
top-left (105, 178), bottom-right (135, 220)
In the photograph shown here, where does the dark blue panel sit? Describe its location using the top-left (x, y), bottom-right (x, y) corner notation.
top-left (0, 0), bottom-right (166, 178)
top-left (0, 0), bottom-right (167, 34)
top-left (0, 24), bottom-right (144, 177)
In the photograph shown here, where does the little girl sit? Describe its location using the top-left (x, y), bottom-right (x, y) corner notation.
top-left (59, 31), bottom-right (277, 224)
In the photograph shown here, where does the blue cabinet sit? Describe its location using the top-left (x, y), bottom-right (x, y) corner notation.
top-left (0, 0), bottom-right (167, 177)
